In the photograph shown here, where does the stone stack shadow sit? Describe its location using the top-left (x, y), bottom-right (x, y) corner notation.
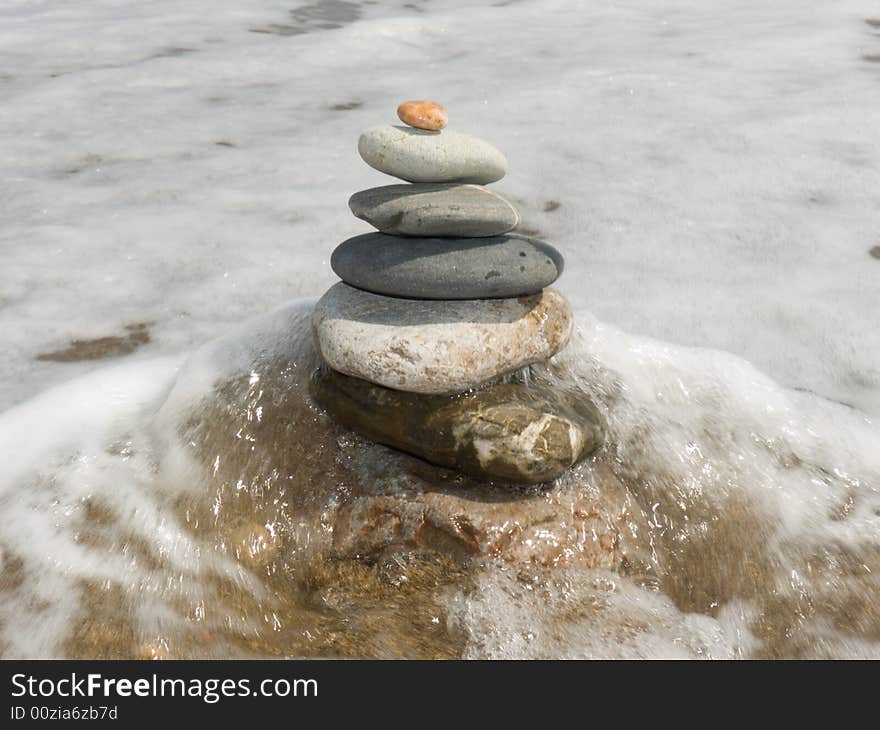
top-left (310, 101), bottom-right (603, 485)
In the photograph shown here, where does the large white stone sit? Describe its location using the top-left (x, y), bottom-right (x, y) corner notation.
top-left (311, 283), bottom-right (573, 394)
top-left (358, 125), bottom-right (507, 184)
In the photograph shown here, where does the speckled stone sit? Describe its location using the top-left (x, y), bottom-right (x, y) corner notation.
top-left (358, 125), bottom-right (507, 184)
top-left (349, 183), bottom-right (520, 237)
top-left (311, 283), bottom-right (573, 394)
top-left (310, 366), bottom-right (604, 484)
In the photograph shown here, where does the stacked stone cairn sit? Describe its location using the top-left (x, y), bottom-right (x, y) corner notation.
top-left (310, 101), bottom-right (603, 485)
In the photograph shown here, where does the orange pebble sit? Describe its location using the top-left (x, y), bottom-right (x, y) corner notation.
top-left (397, 100), bottom-right (448, 131)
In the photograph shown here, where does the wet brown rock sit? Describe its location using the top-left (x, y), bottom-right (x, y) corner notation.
top-left (229, 522), bottom-right (282, 568)
top-left (310, 366), bottom-right (603, 484)
top-left (329, 461), bottom-right (646, 571)
top-left (139, 638), bottom-right (172, 660)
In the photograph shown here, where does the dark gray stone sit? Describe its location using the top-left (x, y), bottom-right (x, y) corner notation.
top-left (329, 233), bottom-right (565, 300)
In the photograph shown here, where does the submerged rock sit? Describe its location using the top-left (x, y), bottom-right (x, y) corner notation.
top-left (228, 522), bottom-right (282, 568)
top-left (123, 301), bottom-right (661, 658)
top-left (309, 366), bottom-right (604, 484)
top-left (330, 462), bottom-right (637, 569)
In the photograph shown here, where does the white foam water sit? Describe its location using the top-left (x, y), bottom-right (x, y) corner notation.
top-left (451, 313), bottom-right (880, 659)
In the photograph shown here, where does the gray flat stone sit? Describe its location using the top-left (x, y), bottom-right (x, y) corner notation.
top-left (349, 183), bottom-right (520, 237)
top-left (330, 233), bottom-right (564, 300)
top-left (358, 125), bottom-right (507, 184)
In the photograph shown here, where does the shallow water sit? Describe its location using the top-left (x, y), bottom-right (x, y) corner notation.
top-left (1, 0), bottom-right (879, 658)
top-left (1, 301), bottom-right (878, 659)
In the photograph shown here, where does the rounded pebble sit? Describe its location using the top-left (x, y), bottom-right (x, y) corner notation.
top-left (330, 232), bottom-right (564, 300)
top-left (397, 100), bottom-right (448, 130)
top-left (358, 125), bottom-right (507, 184)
